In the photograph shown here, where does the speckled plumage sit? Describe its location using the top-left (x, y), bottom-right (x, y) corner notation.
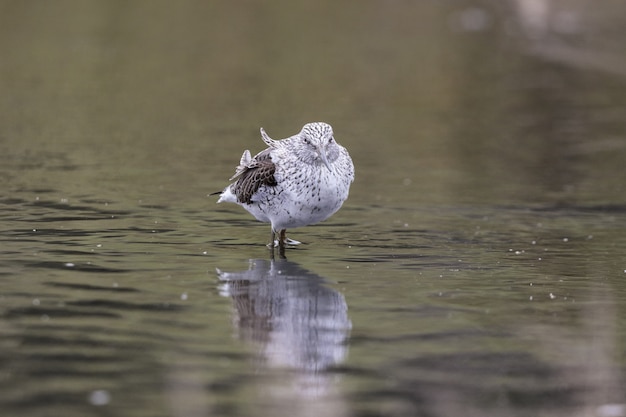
top-left (216, 122), bottom-right (354, 248)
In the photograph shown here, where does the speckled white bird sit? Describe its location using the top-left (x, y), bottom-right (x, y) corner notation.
top-left (214, 122), bottom-right (354, 249)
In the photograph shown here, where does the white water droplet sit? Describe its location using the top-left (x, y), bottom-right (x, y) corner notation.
top-left (89, 390), bottom-right (111, 406)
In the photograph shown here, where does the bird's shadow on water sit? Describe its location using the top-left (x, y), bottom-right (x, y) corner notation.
top-left (216, 257), bottom-right (351, 395)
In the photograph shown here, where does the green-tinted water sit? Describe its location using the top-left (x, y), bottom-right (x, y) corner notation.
top-left (2, 1), bottom-right (626, 416)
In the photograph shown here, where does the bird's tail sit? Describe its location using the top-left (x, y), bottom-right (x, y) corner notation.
top-left (210, 186), bottom-right (236, 204)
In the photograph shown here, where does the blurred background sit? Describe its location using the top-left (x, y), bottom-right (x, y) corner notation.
top-left (1, 1), bottom-right (625, 417)
top-left (2, 0), bottom-right (625, 207)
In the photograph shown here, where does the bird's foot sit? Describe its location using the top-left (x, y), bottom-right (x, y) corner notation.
top-left (284, 238), bottom-right (302, 246)
top-left (268, 238), bottom-right (302, 247)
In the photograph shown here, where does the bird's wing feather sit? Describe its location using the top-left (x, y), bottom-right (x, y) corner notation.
top-left (260, 128), bottom-right (278, 147)
top-left (228, 150), bottom-right (253, 181)
top-left (232, 149), bottom-right (277, 204)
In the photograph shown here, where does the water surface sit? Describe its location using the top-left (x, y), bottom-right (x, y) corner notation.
top-left (1, 1), bottom-right (626, 417)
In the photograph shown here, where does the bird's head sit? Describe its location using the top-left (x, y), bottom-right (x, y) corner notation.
top-left (296, 122), bottom-right (340, 171)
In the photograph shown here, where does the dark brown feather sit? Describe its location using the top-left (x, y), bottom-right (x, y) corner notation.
top-left (234, 150), bottom-right (277, 204)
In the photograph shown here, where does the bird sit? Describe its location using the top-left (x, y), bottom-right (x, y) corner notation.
top-left (214, 122), bottom-right (354, 250)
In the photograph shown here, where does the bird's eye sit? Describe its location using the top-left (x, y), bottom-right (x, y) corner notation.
top-left (328, 136), bottom-right (334, 143)
top-left (303, 138), bottom-right (310, 145)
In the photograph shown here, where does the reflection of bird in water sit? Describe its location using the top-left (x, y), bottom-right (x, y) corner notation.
top-left (213, 122), bottom-right (354, 251)
top-left (217, 259), bottom-right (351, 374)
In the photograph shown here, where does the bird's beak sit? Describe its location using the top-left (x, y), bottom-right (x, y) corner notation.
top-left (316, 145), bottom-right (332, 171)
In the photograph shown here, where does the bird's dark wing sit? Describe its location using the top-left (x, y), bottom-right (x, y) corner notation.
top-left (234, 150), bottom-right (277, 204)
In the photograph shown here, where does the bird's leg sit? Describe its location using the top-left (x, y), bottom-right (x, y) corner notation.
top-left (278, 229), bottom-right (286, 251)
top-left (268, 229), bottom-right (302, 250)
top-left (278, 229), bottom-right (286, 258)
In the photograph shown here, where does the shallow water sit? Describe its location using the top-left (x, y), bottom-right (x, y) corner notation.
top-left (1, 1), bottom-right (626, 416)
